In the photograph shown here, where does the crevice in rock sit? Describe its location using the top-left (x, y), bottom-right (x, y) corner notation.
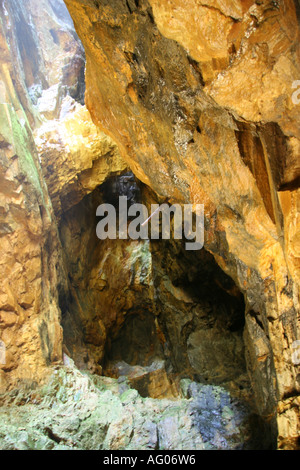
top-left (14, 17), bottom-right (45, 90)
top-left (44, 427), bottom-right (63, 444)
top-left (234, 119), bottom-right (288, 244)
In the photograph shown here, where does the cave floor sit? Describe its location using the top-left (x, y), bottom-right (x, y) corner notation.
top-left (0, 359), bottom-right (270, 451)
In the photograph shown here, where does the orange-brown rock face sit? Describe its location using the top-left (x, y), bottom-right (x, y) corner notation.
top-left (0, 2), bottom-right (67, 390)
top-left (0, 0), bottom-right (132, 393)
top-left (64, 0), bottom-right (300, 448)
top-left (0, 0), bottom-right (98, 392)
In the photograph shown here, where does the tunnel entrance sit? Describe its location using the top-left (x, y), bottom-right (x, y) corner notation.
top-left (57, 172), bottom-right (274, 449)
top-left (59, 173), bottom-right (248, 397)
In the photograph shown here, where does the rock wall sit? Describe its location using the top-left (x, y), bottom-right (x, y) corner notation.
top-left (0, 0), bottom-right (299, 450)
top-left (0, 0), bottom-right (127, 391)
top-left (0, 0), bottom-right (67, 390)
top-left (63, 0), bottom-right (300, 448)
top-left (0, 363), bottom-right (271, 450)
